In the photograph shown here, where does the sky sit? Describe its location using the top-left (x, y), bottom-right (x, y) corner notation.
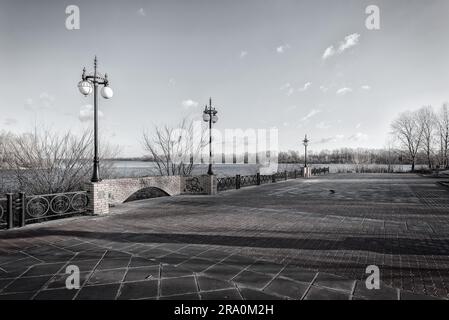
top-left (1, 0), bottom-right (449, 157)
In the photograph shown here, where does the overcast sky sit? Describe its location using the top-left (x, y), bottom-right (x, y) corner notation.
top-left (1, 0), bottom-right (449, 157)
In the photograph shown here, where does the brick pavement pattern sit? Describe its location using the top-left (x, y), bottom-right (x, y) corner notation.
top-left (0, 173), bottom-right (448, 300)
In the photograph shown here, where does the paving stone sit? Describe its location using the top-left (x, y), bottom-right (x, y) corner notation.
top-left (2, 275), bottom-right (53, 293)
top-left (22, 263), bottom-right (66, 277)
top-left (158, 253), bottom-right (190, 266)
top-left (200, 289), bottom-right (242, 300)
top-left (34, 288), bottom-right (76, 300)
top-left (279, 265), bottom-right (317, 283)
top-left (161, 276), bottom-right (197, 297)
top-left (66, 259), bottom-right (101, 273)
top-left (248, 262), bottom-right (285, 275)
top-left (160, 292), bottom-right (200, 300)
top-left (353, 280), bottom-right (398, 300)
top-left (128, 256), bottom-right (158, 268)
top-left (239, 288), bottom-right (284, 300)
top-left (76, 283), bottom-right (120, 300)
top-left (0, 292), bottom-right (35, 300)
top-left (197, 275), bottom-right (234, 292)
top-left (313, 272), bottom-right (355, 293)
top-left (304, 286), bottom-right (350, 300)
top-left (118, 280), bottom-right (158, 299)
top-left (400, 290), bottom-right (441, 300)
top-left (180, 258), bottom-right (216, 273)
top-left (264, 277), bottom-right (309, 299)
top-left (96, 257), bottom-right (131, 270)
top-left (124, 266), bottom-right (160, 282)
top-left (46, 272), bottom-right (90, 289)
top-left (161, 265), bottom-right (194, 279)
top-left (87, 269), bottom-right (126, 285)
top-left (233, 270), bottom-right (274, 290)
top-left (202, 263), bottom-right (243, 281)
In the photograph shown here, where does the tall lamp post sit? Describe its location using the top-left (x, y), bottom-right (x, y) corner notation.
top-left (303, 134), bottom-right (309, 168)
top-left (78, 56), bottom-right (114, 182)
top-left (203, 98), bottom-right (218, 175)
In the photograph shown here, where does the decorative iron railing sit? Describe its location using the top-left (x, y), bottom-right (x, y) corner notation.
top-left (0, 197), bottom-right (7, 229)
top-left (217, 167), bottom-right (330, 193)
top-left (217, 176), bottom-right (237, 192)
top-left (0, 191), bottom-right (89, 230)
top-left (240, 175), bottom-right (258, 187)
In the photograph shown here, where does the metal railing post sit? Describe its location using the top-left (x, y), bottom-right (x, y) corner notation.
top-left (272, 174), bottom-right (276, 183)
top-left (256, 173), bottom-right (261, 185)
top-left (285, 170), bottom-right (288, 181)
top-left (19, 192), bottom-right (26, 227)
top-left (236, 175), bottom-right (241, 189)
top-left (6, 193), bottom-right (14, 229)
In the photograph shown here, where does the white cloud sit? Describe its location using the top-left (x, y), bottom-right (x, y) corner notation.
top-left (356, 123), bottom-right (362, 129)
top-left (169, 78), bottom-right (176, 86)
top-left (316, 121), bottom-right (331, 129)
top-left (280, 83), bottom-right (295, 96)
top-left (338, 33), bottom-right (360, 53)
top-left (240, 51), bottom-right (248, 58)
top-left (79, 104), bottom-right (104, 122)
top-left (317, 134), bottom-right (345, 144)
top-left (348, 132), bottom-right (368, 141)
top-left (299, 82), bottom-right (312, 92)
top-left (301, 109), bottom-right (321, 122)
top-left (336, 87), bottom-right (353, 96)
top-left (322, 33), bottom-right (360, 60)
top-left (276, 44), bottom-right (290, 53)
top-left (319, 86), bottom-right (329, 93)
top-left (361, 85), bottom-right (371, 90)
top-left (137, 8), bottom-right (146, 16)
top-left (182, 99), bottom-right (199, 109)
top-left (322, 46), bottom-right (336, 60)
top-left (24, 92), bottom-right (55, 110)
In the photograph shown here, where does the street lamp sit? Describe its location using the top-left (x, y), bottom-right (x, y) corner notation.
top-left (78, 56), bottom-right (113, 182)
top-left (303, 134), bottom-right (309, 168)
top-left (203, 98), bottom-right (218, 175)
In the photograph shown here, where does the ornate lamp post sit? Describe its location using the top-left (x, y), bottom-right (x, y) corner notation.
top-left (203, 98), bottom-right (218, 175)
top-left (303, 134), bottom-right (309, 168)
top-left (78, 56), bottom-right (113, 182)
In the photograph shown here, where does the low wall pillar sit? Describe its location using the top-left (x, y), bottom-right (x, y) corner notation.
top-left (84, 181), bottom-right (110, 215)
top-left (303, 167), bottom-right (312, 178)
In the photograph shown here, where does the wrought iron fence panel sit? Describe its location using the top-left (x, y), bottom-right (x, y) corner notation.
top-left (25, 191), bottom-right (89, 222)
top-left (0, 198), bottom-right (6, 229)
top-left (217, 177), bottom-right (236, 192)
top-left (240, 175), bottom-right (258, 187)
top-left (260, 175), bottom-right (272, 184)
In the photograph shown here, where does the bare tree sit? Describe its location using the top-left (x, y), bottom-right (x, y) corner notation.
top-left (4, 128), bottom-right (119, 194)
top-left (391, 110), bottom-right (424, 171)
top-left (417, 106), bottom-right (437, 169)
top-left (437, 103), bottom-right (449, 168)
top-left (142, 118), bottom-right (207, 176)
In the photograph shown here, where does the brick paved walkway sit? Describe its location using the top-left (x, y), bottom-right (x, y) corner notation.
top-left (0, 174), bottom-right (448, 300)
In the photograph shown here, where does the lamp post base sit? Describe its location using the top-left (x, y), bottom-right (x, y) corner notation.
top-left (207, 164), bottom-right (214, 176)
top-left (91, 160), bottom-right (101, 183)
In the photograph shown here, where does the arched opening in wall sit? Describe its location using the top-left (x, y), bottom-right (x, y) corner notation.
top-left (124, 187), bottom-right (170, 203)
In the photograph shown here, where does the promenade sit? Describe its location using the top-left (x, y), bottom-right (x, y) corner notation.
top-left (0, 173), bottom-right (448, 300)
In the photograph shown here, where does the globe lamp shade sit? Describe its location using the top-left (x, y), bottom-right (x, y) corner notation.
top-left (78, 81), bottom-right (93, 96)
top-left (101, 86), bottom-right (114, 99)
